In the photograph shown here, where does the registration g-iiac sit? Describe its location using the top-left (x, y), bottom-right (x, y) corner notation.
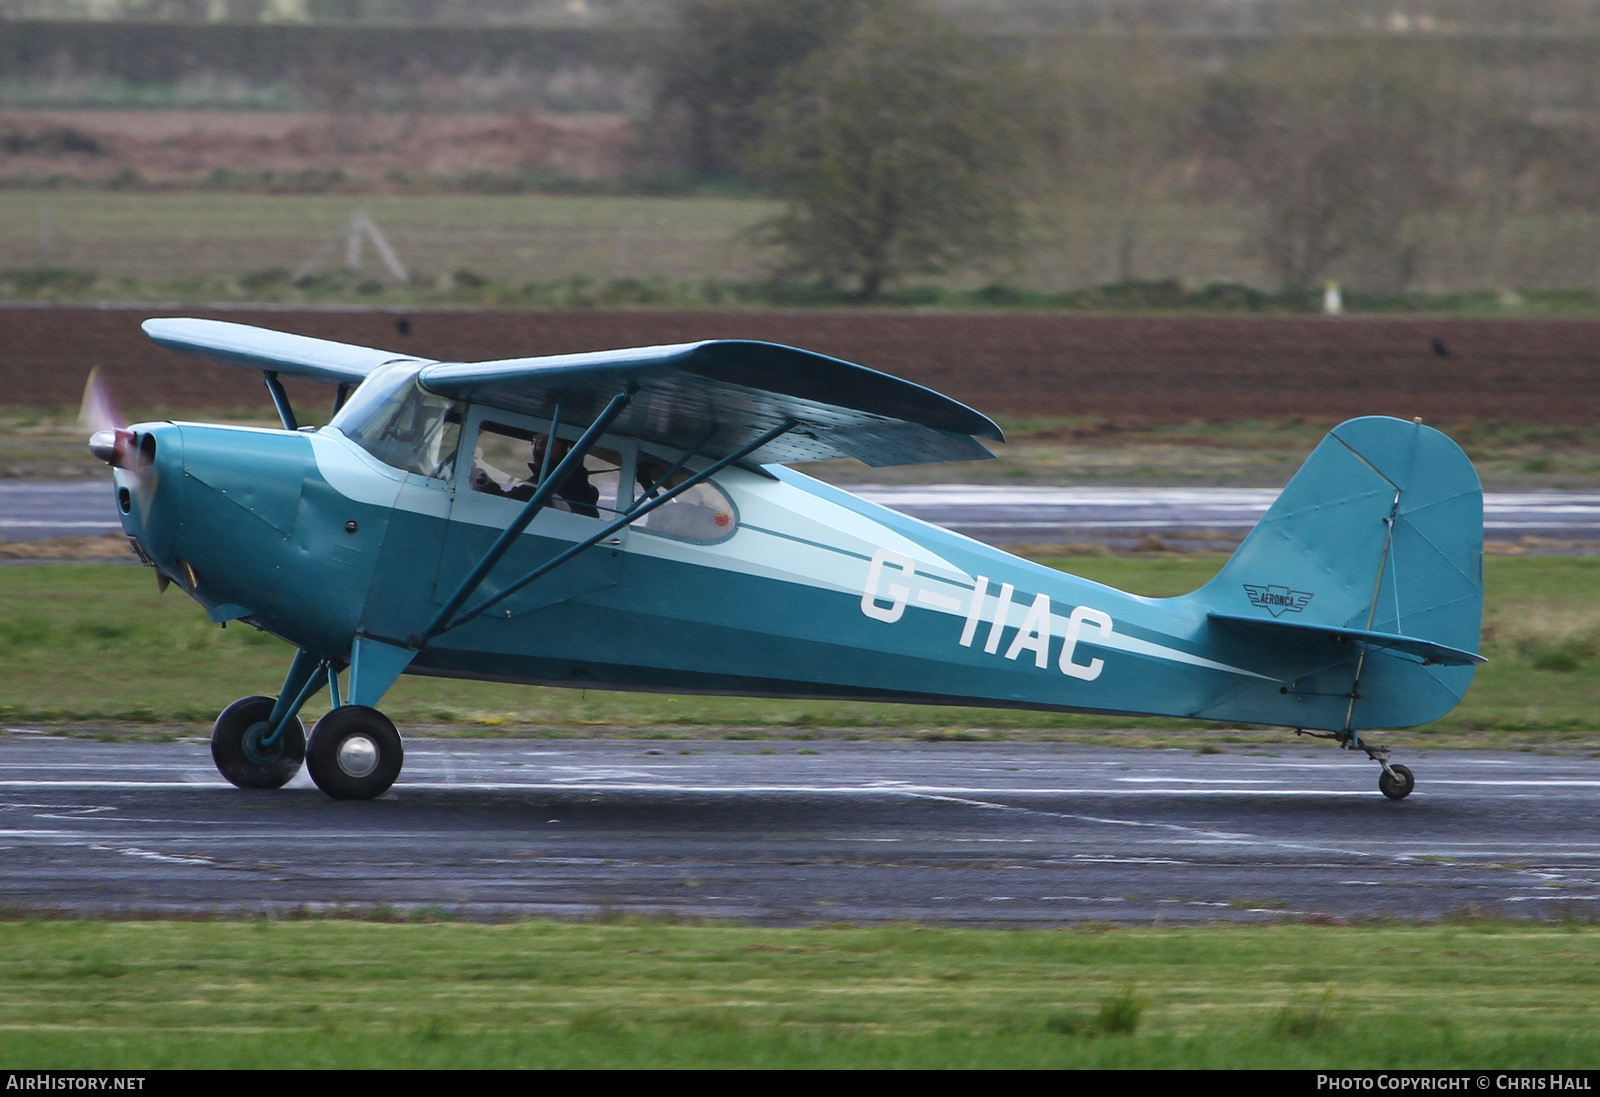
top-left (88, 319), bottom-right (1485, 801)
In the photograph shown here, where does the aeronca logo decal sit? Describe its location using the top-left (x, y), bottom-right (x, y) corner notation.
top-left (1243, 584), bottom-right (1314, 617)
top-left (858, 547), bottom-right (1111, 682)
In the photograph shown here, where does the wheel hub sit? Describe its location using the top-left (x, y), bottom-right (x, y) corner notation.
top-left (336, 735), bottom-right (380, 778)
top-left (240, 721), bottom-right (283, 766)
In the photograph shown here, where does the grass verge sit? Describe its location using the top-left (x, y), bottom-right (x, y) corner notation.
top-left (8, 193), bottom-right (1600, 316)
top-left (14, 408), bottom-right (1600, 492)
top-left (0, 919), bottom-right (1597, 1068)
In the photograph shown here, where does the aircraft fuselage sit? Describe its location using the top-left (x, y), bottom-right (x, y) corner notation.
top-left (115, 415), bottom-right (1461, 734)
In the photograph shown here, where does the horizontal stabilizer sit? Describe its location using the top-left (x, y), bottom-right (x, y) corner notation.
top-left (143, 318), bottom-right (426, 387)
top-left (1208, 612), bottom-right (1485, 667)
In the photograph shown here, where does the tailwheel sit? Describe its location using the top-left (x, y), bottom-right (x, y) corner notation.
top-left (307, 705), bottom-right (404, 800)
top-left (1379, 762), bottom-right (1416, 801)
top-left (1294, 727), bottom-right (1416, 801)
top-left (212, 695), bottom-right (305, 790)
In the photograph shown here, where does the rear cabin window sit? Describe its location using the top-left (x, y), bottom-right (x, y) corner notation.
top-left (470, 421), bottom-right (623, 519)
top-left (633, 455), bottom-right (737, 543)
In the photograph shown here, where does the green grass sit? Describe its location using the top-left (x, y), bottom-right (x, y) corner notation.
top-left (3, 556), bottom-right (1596, 746)
top-left (0, 192), bottom-right (778, 291)
top-left (8, 192), bottom-right (1600, 310)
top-left (15, 407), bottom-right (1600, 493)
top-left (0, 919), bottom-right (1595, 1068)
top-left (823, 417), bottom-right (1600, 491)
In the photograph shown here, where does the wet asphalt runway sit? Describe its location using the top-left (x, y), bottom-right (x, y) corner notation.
top-left (0, 482), bottom-right (123, 542)
top-left (5, 480), bottom-right (1599, 549)
top-left (3, 736), bottom-right (1597, 924)
top-left (856, 485), bottom-right (1600, 549)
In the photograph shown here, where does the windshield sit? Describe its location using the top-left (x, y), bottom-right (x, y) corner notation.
top-left (331, 362), bottom-right (462, 479)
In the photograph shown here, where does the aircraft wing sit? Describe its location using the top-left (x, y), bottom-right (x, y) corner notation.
top-left (142, 318), bottom-right (430, 387)
top-left (143, 320), bottom-right (1001, 467)
top-left (418, 340), bottom-right (1003, 468)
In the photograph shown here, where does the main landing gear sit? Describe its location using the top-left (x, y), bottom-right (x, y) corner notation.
top-left (210, 646), bottom-right (411, 800)
top-left (211, 696), bottom-right (404, 800)
top-left (1295, 728), bottom-right (1416, 800)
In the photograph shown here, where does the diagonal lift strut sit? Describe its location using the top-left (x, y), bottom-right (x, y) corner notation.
top-left (418, 387), bottom-right (634, 645)
top-left (417, 386), bottom-right (796, 646)
top-left (440, 418), bottom-right (798, 635)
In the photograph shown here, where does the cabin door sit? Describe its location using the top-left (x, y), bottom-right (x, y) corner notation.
top-left (432, 414), bottom-right (629, 617)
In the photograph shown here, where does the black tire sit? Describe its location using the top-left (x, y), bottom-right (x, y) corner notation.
top-left (212, 695), bottom-right (305, 790)
top-left (307, 706), bottom-right (404, 800)
top-left (1379, 763), bottom-right (1416, 801)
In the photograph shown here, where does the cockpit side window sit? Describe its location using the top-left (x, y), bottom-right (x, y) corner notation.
top-left (633, 452), bottom-right (738, 543)
top-left (470, 421), bottom-right (623, 519)
top-left (332, 364), bottom-right (462, 480)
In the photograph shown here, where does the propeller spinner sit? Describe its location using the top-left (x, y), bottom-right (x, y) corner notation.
top-left (82, 368), bottom-right (164, 585)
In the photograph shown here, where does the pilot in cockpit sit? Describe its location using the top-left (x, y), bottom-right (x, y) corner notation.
top-left (470, 434), bottom-right (600, 517)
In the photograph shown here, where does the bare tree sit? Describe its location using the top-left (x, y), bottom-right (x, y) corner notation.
top-left (749, 0), bottom-right (1042, 300)
top-left (641, 0), bottom-right (878, 179)
top-left (1044, 27), bottom-right (1196, 283)
top-left (1202, 36), bottom-right (1459, 293)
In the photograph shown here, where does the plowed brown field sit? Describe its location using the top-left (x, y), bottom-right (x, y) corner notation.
top-left (4, 305), bottom-right (1598, 424)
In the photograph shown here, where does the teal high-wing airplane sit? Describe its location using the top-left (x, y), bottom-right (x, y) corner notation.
top-left (90, 318), bottom-right (1484, 801)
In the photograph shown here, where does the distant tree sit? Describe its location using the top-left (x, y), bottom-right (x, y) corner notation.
top-left (748, 1), bottom-right (1041, 300)
top-left (1427, 57), bottom-right (1550, 291)
top-left (1202, 37), bottom-right (1458, 293)
top-left (1044, 28), bottom-right (1196, 284)
top-left (644, 0), bottom-right (878, 179)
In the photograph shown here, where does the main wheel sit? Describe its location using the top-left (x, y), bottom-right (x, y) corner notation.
top-left (1379, 763), bottom-right (1416, 801)
top-left (307, 706), bottom-right (403, 800)
top-left (212, 695), bottom-right (305, 789)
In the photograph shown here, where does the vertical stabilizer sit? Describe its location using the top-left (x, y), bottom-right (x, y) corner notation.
top-left (1188, 417), bottom-right (1484, 730)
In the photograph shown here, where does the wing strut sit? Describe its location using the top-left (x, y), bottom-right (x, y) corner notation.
top-left (263, 371), bottom-right (298, 431)
top-left (425, 417), bottom-right (798, 643)
top-left (419, 387), bottom-right (634, 645)
top-left (630, 425), bottom-right (719, 508)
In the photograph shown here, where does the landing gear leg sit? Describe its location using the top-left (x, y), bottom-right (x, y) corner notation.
top-left (302, 635), bottom-right (415, 800)
top-left (1355, 737), bottom-right (1416, 801)
top-left (1295, 728), bottom-right (1416, 800)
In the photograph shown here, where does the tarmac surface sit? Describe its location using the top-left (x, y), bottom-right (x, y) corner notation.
top-left (0, 481), bottom-right (121, 542)
top-left (857, 485), bottom-right (1600, 550)
top-left (6, 480), bottom-right (1600, 550)
top-left (3, 736), bottom-right (1598, 924)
